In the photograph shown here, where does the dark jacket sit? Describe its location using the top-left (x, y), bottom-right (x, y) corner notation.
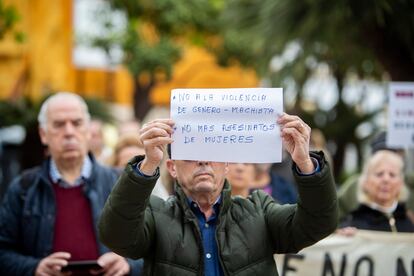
top-left (98, 152), bottom-right (338, 276)
top-left (340, 203), bottom-right (414, 232)
top-left (0, 155), bottom-right (143, 276)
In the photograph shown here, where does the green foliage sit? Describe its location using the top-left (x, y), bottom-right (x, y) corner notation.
top-left (213, 0), bottom-right (414, 178)
top-left (218, 0), bottom-right (414, 79)
top-left (84, 97), bottom-right (115, 123)
top-left (0, 0), bottom-right (24, 41)
top-left (0, 97), bottom-right (39, 127)
top-left (108, 0), bottom-right (221, 35)
top-left (218, 0), bottom-right (379, 79)
top-left (106, 0), bottom-right (222, 78)
top-left (92, 0), bottom-right (224, 119)
top-left (122, 23), bottom-right (180, 78)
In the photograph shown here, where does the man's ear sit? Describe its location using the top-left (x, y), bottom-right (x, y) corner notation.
top-left (166, 159), bottom-right (177, 178)
top-left (38, 126), bottom-right (48, 145)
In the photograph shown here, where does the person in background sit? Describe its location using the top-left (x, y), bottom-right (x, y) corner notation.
top-left (269, 128), bottom-right (332, 200)
top-left (270, 149), bottom-right (296, 191)
top-left (109, 133), bottom-right (171, 200)
top-left (250, 163), bottom-right (298, 204)
top-left (88, 118), bottom-right (112, 164)
top-left (227, 163), bottom-right (255, 198)
top-left (109, 134), bottom-right (145, 169)
top-left (337, 131), bottom-right (411, 221)
top-left (339, 150), bottom-right (414, 232)
top-left (0, 92), bottom-right (143, 275)
top-left (117, 119), bottom-right (141, 137)
top-left (310, 129), bottom-right (334, 171)
top-left (98, 114), bottom-right (338, 275)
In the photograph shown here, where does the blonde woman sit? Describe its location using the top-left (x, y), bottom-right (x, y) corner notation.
top-left (340, 150), bottom-right (414, 232)
top-left (227, 163), bottom-right (255, 198)
top-left (109, 134), bottom-right (145, 168)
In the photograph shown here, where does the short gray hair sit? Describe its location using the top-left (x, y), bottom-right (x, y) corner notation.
top-left (38, 92), bottom-right (91, 130)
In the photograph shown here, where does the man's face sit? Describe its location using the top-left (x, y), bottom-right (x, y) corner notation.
top-left (167, 160), bottom-right (228, 196)
top-left (116, 146), bottom-right (145, 168)
top-left (39, 98), bottom-right (90, 163)
top-left (89, 120), bottom-right (104, 155)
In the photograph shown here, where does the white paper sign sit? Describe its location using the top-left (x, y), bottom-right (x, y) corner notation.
top-left (170, 88), bottom-right (283, 163)
top-left (387, 82), bottom-right (414, 148)
top-left (275, 231), bottom-right (414, 276)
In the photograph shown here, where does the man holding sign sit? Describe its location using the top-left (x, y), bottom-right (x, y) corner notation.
top-left (99, 90), bottom-right (338, 275)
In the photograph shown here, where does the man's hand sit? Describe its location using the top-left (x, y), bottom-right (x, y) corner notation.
top-left (139, 119), bottom-right (175, 175)
top-left (35, 252), bottom-right (71, 276)
top-left (277, 113), bottom-right (314, 174)
top-left (93, 252), bottom-right (130, 276)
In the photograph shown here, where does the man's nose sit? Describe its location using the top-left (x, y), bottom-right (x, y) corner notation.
top-left (63, 122), bottom-right (75, 134)
top-left (197, 160), bottom-right (210, 166)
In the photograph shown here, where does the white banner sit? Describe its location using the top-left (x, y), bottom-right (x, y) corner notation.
top-left (275, 230), bottom-right (414, 276)
top-left (170, 88), bottom-right (283, 163)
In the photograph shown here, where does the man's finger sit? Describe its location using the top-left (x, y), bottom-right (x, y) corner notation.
top-left (140, 120), bottom-right (175, 134)
top-left (45, 258), bottom-right (70, 268)
top-left (48, 252), bottom-right (71, 260)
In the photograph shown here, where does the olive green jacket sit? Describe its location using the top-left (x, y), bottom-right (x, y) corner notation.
top-left (99, 152), bottom-right (338, 276)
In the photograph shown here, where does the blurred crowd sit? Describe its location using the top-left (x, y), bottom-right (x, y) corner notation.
top-left (0, 92), bottom-right (413, 275)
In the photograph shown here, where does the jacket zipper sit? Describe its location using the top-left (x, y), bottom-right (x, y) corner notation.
top-left (386, 213), bottom-right (398, 233)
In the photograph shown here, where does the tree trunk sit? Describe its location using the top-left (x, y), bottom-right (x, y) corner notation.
top-left (133, 76), bottom-right (156, 121)
top-left (331, 69), bottom-right (347, 179)
top-left (333, 139), bottom-right (346, 179)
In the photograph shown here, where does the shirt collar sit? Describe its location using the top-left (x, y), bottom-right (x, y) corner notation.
top-left (49, 156), bottom-right (92, 188)
top-left (367, 200), bottom-right (398, 215)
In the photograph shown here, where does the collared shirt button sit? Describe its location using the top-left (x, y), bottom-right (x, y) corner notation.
top-left (206, 253), bottom-right (211, 259)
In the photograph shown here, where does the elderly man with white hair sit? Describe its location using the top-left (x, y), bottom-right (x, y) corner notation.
top-left (0, 92), bottom-right (143, 275)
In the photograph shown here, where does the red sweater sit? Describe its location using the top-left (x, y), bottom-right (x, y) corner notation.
top-left (52, 184), bottom-right (99, 260)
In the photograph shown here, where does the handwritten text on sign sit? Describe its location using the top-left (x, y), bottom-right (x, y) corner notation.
top-left (170, 88), bottom-right (283, 163)
top-left (387, 82), bottom-right (414, 148)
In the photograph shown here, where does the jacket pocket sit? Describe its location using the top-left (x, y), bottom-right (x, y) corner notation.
top-left (21, 209), bottom-right (42, 254)
top-left (153, 260), bottom-right (198, 276)
top-left (232, 257), bottom-right (277, 275)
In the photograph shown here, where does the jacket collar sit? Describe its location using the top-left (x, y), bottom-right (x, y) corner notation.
top-left (357, 203), bottom-right (408, 220)
top-left (175, 179), bottom-right (232, 221)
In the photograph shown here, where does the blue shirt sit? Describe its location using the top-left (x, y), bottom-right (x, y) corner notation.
top-left (50, 156), bottom-right (92, 187)
top-left (188, 198), bottom-right (224, 276)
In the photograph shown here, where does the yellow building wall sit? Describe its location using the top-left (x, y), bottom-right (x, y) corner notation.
top-left (0, 0), bottom-right (75, 100)
top-left (0, 0), bottom-right (29, 99)
top-left (0, 0), bottom-right (258, 106)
